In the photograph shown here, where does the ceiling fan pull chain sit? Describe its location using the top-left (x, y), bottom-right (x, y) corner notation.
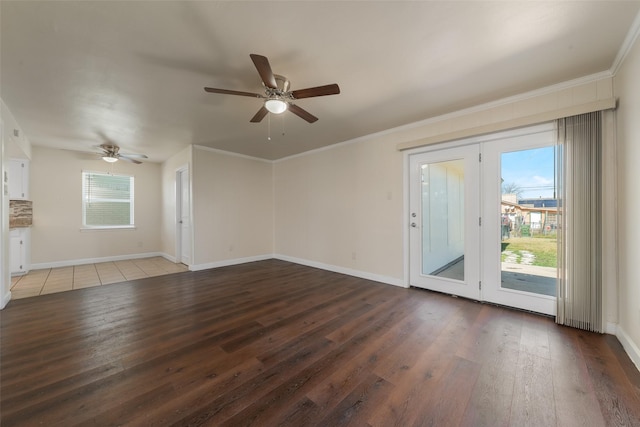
top-left (267, 113), bottom-right (271, 141)
top-left (282, 114), bottom-right (285, 136)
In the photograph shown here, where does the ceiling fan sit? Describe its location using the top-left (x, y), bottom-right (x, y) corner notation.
top-left (204, 54), bottom-right (340, 123)
top-left (96, 143), bottom-right (148, 164)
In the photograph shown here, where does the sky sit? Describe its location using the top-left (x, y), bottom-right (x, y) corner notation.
top-left (501, 146), bottom-right (557, 199)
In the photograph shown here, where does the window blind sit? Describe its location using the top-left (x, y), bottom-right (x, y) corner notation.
top-left (556, 111), bottom-right (603, 332)
top-left (82, 172), bottom-right (134, 227)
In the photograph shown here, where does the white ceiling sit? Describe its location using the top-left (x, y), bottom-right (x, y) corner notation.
top-left (2, 1), bottom-right (639, 161)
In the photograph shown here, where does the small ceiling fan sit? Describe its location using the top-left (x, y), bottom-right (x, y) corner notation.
top-left (96, 143), bottom-right (148, 164)
top-left (204, 54), bottom-right (340, 123)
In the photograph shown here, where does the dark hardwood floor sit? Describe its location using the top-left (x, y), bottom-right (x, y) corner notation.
top-left (1, 259), bottom-right (639, 426)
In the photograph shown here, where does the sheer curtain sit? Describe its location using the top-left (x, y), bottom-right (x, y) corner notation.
top-left (556, 111), bottom-right (603, 332)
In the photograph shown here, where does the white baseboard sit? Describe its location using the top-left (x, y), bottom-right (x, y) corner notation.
top-left (161, 253), bottom-right (178, 263)
top-left (2, 290), bottom-right (11, 309)
top-left (189, 254), bottom-right (273, 272)
top-left (606, 322), bottom-right (618, 335)
top-left (616, 325), bottom-right (640, 372)
top-left (31, 252), bottom-right (171, 270)
top-left (274, 254), bottom-right (406, 288)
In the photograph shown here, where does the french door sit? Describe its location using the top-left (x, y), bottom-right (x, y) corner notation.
top-left (409, 144), bottom-right (481, 300)
top-left (408, 124), bottom-right (557, 316)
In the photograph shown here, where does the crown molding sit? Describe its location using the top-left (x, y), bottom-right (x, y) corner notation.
top-left (611, 9), bottom-right (640, 75)
top-left (192, 144), bottom-right (272, 163)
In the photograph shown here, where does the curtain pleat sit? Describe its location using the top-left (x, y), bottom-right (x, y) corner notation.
top-left (556, 111), bottom-right (603, 332)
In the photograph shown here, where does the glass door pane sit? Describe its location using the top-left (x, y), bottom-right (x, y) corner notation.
top-left (500, 147), bottom-right (558, 297)
top-left (420, 160), bottom-right (465, 281)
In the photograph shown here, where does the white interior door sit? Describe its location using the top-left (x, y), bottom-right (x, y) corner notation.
top-left (409, 144), bottom-right (480, 300)
top-left (177, 168), bottom-right (191, 265)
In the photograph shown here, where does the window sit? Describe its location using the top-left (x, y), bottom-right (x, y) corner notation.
top-left (82, 171), bottom-right (134, 228)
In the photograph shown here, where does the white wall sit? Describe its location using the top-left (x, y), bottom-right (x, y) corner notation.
top-left (160, 145), bottom-right (191, 260)
top-left (614, 33), bottom-right (640, 367)
top-left (190, 146), bottom-right (273, 269)
top-left (2, 99), bottom-right (32, 160)
top-left (274, 137), bottom-right (404, 284)
top-left (29, 146), bottom-right (162, 266)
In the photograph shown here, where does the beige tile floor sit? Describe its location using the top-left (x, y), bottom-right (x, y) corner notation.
top-left (10, 257), bottom-right (189, 300)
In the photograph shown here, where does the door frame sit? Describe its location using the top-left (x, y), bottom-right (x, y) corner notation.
top-left (175, 165), bottom-right (192, 266)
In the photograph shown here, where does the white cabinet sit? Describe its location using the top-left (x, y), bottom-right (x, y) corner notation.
top-left (8, 158), bottom-right (31, 275)
top-left (10, 228), bottom-right (30, 275)
top-left (8, 159), bottom-right (29, 200)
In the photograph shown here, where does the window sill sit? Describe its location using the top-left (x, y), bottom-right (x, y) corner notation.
top-left (80, 226), bottom-right (137, 232)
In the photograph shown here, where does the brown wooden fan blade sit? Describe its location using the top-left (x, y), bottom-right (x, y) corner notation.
top-left (250, 106), bottom-right (269, 123)
top-left (291, 83), bottom-right (340, 99)
top-left (288, 104), bottom-right (318, 123)
top-left (118, 156), bottom-right (142, 164)
top-left (204, 87), bottom-right (264, 98)
top-left (249, 54), bottom-right (278, 89)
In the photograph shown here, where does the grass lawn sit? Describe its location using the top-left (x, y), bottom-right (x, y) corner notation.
top-left (501, 235), bottom-right (557, 268)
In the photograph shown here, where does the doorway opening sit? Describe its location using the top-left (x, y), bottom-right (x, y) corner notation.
top-left (176, 166), bottom-right (191, 266)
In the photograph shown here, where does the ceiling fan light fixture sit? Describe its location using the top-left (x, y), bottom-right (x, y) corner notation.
top-left (102, 154), bottom-right (118, 163)
top-left (265, 98), bottom-right (288, 114)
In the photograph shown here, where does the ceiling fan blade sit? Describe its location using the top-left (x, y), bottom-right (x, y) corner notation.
top-left (291, 83), bottom-right (340, 99)
top-left (250, 54), bottom-right (278, 89)
top-left (118, 156), bottom-right (142, 164)
top-left (204, 87), bottom-right (264, 98)
top-left (288, 104), bottom-right (318, 123)
top-left (250, 106), bottom-right (269, 123)
top-left (120, 153), bottom-right (148, 159)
